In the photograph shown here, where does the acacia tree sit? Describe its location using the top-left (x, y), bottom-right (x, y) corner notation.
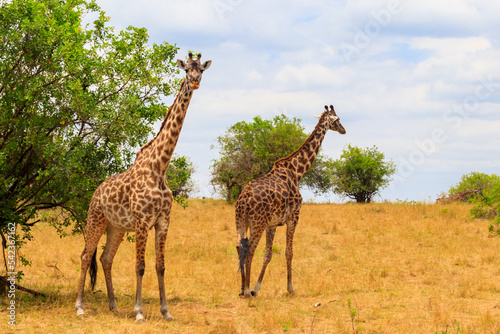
top-left (331, 145), bottom-right (396, 203)
top-left (0, 0), bottom-right (180, 276)
top-left (210, 114), bottom-right (334, 202)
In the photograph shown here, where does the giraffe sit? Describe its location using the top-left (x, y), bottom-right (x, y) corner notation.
top-left (235, 105), bottom-right (345, 298)
top-left (75, 53), bottom-right (211, 322)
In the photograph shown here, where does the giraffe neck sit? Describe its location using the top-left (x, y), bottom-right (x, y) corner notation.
top-left (273, 112), bottom-right (329, 181)
top-left (137, 79), bottom-right (193, 175)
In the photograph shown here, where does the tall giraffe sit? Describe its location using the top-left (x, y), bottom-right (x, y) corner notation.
top-left (75, 53), bottom-right (211, 322)
top-left (235, 105), bottom-right (345, 298)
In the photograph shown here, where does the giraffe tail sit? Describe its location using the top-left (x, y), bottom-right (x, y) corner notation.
top-left (238, 237), bottom-right (249, 274)
top-left (89, 249), bottom-right (98, 291)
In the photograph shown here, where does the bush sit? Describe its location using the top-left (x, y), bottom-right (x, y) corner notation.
top-left (331, 145), bottom-right (396, 203)
top-left (470, 185), bottom-right (500, 235)
top-left (448, 172), bottom-right (500, 202)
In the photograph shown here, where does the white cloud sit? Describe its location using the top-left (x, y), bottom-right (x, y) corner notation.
top-left (98, 0), bottom-right (228, 37)
top-left (275, 64), bottom-right (342, 90)
top-left (94, 0), bottom-right (500, 201)
top-left (411, 36), bottom-right (491, 54)
top-left (412, 37), bottom-right (492, 80)
top-left (401, 0), bottom-right (481, 24)
top-left (456, 119), bottom-right (500, 137)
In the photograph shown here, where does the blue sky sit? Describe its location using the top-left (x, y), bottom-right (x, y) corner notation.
top-left (95, 0), bottom-right (500, 202)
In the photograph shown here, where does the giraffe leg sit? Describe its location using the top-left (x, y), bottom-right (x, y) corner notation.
top-left (134, 224), bottom-right (148, 323)
top-left (235, 207), bottom-right (248, 297)
top-left (155, 216), bottom-right (173, 321)
top-left (237, 237), bottom-right (249, 297)
top-left (252, 227), bottom-right (276, 296)
top-left (285, 216), bottom-right (299, 296)
top-left (244, 226), bottom-right (265, 298)
top-left (75, 202), bottom-right (108, 318)
top-left (100, 225), bottom-right (125, 312)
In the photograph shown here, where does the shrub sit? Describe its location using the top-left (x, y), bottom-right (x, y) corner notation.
top-left (470, 185), bottom-right (500, 235)
top-left (448, 172), bottom-right (500, 202)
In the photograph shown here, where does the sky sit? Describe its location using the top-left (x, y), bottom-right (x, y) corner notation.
top-left (94, 0), bottom-right (500, 202)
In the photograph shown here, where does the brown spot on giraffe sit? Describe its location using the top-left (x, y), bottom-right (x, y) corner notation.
top-left (235, 105), bottom-right (345, 298)
top-left (75, 53), bottom-right (211, 322)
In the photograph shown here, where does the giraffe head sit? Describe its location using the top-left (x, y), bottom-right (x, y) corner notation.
top-left (177, 52), bottom-right (212, 90)
top-left (319, 105), bottom-right (346, 134)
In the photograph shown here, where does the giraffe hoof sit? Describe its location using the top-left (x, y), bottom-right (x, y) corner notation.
top-left (250, 290), bottom-right (256, 297)
top-left (163, 312), bottom-right (173, 321)
top-left (111, 308), bottom-right (122, 314)
top-left (76, 309), bottom-right (85, 318)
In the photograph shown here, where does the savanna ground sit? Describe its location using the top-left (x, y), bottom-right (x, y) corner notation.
top-left (2, 199), bottom-right (500, 333)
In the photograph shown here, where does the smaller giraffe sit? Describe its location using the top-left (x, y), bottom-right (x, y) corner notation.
top-left (235, 105), bottom-right (345, 298)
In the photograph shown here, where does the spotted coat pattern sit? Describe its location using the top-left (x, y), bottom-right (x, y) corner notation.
top-left (235, 105), bottom-right (346, 297)
top-left (75, 53), bottom-right (211, 322)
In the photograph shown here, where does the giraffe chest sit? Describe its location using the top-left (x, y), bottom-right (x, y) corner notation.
top-left (129, 175), bottom-right (173, 226)
top-left (100, 172), bottom-right (173, 231)
top-left (99, 179), bottom-right (135, 231)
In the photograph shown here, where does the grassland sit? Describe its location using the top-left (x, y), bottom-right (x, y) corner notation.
top-left (2, 199), bottom-right (500, 333)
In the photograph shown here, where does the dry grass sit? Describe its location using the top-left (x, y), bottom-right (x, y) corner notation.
top-left (2, 199), bottom-right (500, 333)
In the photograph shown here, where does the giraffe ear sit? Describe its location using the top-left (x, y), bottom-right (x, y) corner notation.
top-left (201, 60), bottom-right (212, 70)
top-left (329, 105), bottom-right (337, 116)
top-left (314, 115), bottom-right (321, 119)
top-left (177, 59), bottom-right (187, 70)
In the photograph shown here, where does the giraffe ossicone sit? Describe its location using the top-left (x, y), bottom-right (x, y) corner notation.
top-left (235, 104), bottom-right (346, 298)
top-left (75, 52), bottom-right (211, 322)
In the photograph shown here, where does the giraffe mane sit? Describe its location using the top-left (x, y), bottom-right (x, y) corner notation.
top-left (138, 78), bottom-right (187, 153)
top-left (272, 111), bottom-right (328, 168)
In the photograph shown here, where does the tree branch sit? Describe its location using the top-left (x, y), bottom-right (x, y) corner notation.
top-left (1, 232), bottom-right (8, 275)
top-left (0, 276), bottom-right (47, 297)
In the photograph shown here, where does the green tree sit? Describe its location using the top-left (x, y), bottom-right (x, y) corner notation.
top-left (447, 172), bottom-right (500, 201)
top-left (0, 0), bottom-right (179, 274)
top-left (210, 114), bottom-right (334, 202)
top-left (331, 145), bottom-right (396, 203)
top-left (166, 155), bottom-right (196, 208)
